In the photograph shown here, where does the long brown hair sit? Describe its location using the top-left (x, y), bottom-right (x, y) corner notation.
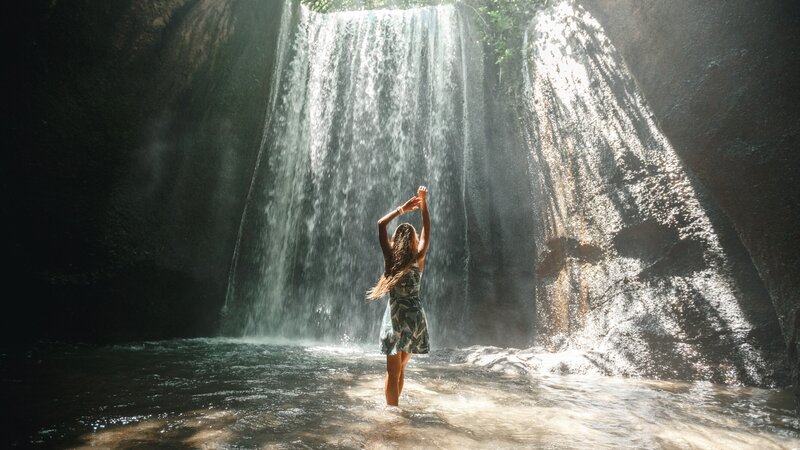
top-left (366, 223), bottom-right (418, 300)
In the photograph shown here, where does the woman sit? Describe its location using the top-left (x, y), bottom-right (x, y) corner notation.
top-left (367, 185), bottom-right (431, 407)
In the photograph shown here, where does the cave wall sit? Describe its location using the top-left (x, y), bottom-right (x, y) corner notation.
top-left (578, 0), bottom-right (800, 388)
top-left (6, 0), bottom-right (285, 342)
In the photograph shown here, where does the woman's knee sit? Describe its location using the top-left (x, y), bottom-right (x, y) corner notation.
top-left (386, 354), bottom-right (402, 379)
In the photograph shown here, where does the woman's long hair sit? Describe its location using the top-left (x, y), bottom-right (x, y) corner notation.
top-left (366, 223), bottom-right (417, 300)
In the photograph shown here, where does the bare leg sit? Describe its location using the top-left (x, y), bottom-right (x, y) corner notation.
top-left (398, 351), bottom-right (412, 396)
top-left (385, 353), bottom-right (402, 406)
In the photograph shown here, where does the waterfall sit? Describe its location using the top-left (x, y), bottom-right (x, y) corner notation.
top-left (220, 0), bottom-right (782, 385)
top-left (518, 1), bottom-right (780, 384)
top-left (222, 2), bottom-right (484, 346)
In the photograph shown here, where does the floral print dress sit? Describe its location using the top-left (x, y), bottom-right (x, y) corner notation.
top-left (380, 265), bottom-right (430, 355)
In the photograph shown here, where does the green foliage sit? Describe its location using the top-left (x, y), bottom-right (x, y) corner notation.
top-left (300, 0), bottom-right (541, 70)
top-left (302, 0), bottom-right (448, 14)
top-left (471, 0), bottom-right (539, 68)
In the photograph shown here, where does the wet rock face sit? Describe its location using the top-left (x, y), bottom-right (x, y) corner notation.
top-left (578, 0), bottom-right (800, 393)
top-left (612, 221), bottom-right (706, 278)
top-left (7, 0), bottom-right (284, 341)
top-left (536, 237), bottom-right (602, 278)
top-left (521, 1), bottom-right (787, 386)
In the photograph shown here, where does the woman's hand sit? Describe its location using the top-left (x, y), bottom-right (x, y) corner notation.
top-left (400, 196), bottom-right (421, 213)
top-left (417, 186), bottom-right (428, 203)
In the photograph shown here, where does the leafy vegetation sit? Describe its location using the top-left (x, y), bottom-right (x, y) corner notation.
top-left (299, 0), bottom-right (541, 71)
top-left (469, 0), bottom-right (538, 68)
top-left (301, 0), bottom-right (446, 14)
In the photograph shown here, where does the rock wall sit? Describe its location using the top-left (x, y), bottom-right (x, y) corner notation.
top-left (6, 0), bottom-right (285, 341)
top-left (516, 1), bottom-right (786, 386)
top-left (578, 0), bottom-right (800, 390)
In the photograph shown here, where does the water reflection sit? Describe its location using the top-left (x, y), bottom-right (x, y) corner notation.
top-left (5, 339), bottom-right (798, 448)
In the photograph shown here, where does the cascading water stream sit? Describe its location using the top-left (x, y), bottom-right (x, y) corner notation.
top-left (222, 2), bottom-right (485, 346)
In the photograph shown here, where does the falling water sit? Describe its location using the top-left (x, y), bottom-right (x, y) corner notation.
top-left (518, 1), bottom-right (784, 385)
top-left (222, 2), bottom-right (485, 345)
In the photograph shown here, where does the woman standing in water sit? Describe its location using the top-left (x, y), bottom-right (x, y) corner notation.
top-left (367, 186), bottom-right (431, 406)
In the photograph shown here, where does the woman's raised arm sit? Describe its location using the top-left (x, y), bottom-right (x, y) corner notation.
top-left (377, 195), bottom-right (421, 266)
top-left (416, 186), bottom-right (430, 259)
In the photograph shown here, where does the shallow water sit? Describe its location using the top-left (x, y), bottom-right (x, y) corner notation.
top-left (3, 338), bottom-right (799, 449)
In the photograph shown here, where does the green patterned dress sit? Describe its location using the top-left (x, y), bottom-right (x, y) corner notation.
top-left (380, 265), bottom-right (430, 355)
